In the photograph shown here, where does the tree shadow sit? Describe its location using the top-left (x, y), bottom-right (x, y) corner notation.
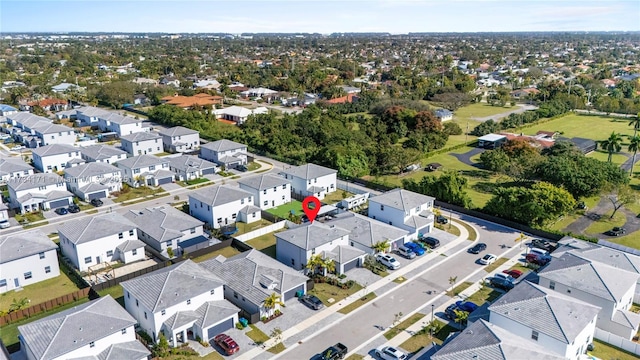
top-left (459, 169), bottom-right (491, 180)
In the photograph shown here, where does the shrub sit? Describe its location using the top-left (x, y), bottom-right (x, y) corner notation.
top-left (236, 322), bottom-right (244, 330)
top-left (167, 247), bottom-right (174, 258)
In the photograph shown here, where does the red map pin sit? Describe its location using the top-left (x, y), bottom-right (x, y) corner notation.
top-left (302, 196), bottom-right (321, 223)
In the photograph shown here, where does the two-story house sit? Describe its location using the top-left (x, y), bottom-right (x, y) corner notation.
top-left (188, 185), bottom-right (261, 229)
top-left (116, 154), bottom-right (174, 187)
top-left (488, 281), bottom-right (601, 359)
top-left (80, 144), bottom-right (128, 164)
top-left (64, 162), bottom-right (123, 201)
top-left (0, 157), bottom-right (34, 183)
top-left (158, 126), bottom-right (200, 153)
top-left (279, 163), bottom-right (337, 200)
top-left (120, 131), bottom-right (163, 156)
top-left (121, 260), bottom-right (240, 347)
top-left (58, 212), bottom-right (144, 272)
top-left (168, 155), bottom-right (217, 181)
top-left (200, 139), bottom-right (248, 169)
top-left (200, 249), bottom-right (308, 321)
top-left (18, 295), bottom-right (150, 360)
top-left (75, 106), bottom-right (112, 126)
top-left (238, 174), bottom-right (291, 210)
top-left (367, 188), bottom-right (435, 240)
top-left (325, 211), bottom-right (409, 254)
top-left (538, 252), bottom-right (640, 340)
top-left (7, 173), bottom-right (74, 213)
top-left (31, 143), bottom-right (82, 173)
top-left (0, 230), bottom-right (59, 293)
top-left (31, 122), bottom-right (76, 147)
top-left (124, 206), bottom-right (205, 256)
top-left (97, 113), bottom-right (145, 137)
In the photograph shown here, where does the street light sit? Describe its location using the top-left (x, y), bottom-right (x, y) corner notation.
top-left (431, 304), bottom-right (435, 322)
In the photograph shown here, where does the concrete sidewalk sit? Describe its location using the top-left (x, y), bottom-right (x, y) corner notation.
top-left (236, 222), bottom-right (473, 360)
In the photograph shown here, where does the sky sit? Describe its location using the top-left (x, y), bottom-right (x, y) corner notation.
top-left (1, 0), bottom-right (639, 33)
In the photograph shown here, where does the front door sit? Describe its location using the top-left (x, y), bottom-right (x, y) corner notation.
top-left (272, 200), bottom-right (275, 206)
top-left (96, 256), bottom-right (101, 264)
top-left (14, 278), bottom-right (19, 288)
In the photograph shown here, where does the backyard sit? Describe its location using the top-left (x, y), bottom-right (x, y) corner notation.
top-left (588, 340), bottom-right (639, 360)
top-left (112, 185), bottom-right (165, 203)
top-left (0, 273), bottom-right (81, 312)
top-left (321, 190), bottom-right (354, 205)
top-left (191, 246), bottom-right (244, 263)
top-left (245, 231), bottom-right (280, 258)
top-left (235, 219), bottom-right (274, 236)
top-left (266, 200), bottom-right (303, 219)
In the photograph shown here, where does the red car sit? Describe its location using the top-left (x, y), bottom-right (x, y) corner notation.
top-left (502, 269), bottom-right (523, 279)
top-left (214, 334), bottom-right (240, 355)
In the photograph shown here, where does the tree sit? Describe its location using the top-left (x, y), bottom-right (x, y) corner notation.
top-left (371, 240), bottom-right (391, 254)
top-left (606, 185), bottom-right (639, 219)
top-left (306, 254), bottom-right (323, 275)
top-left (629, 114), bottom-right (640, 137)
top-left (453, 309), bottom-right (469, 328)
top-left (263, 293), bottom-right (285, 317)
top-left (448, 276), bottom-right (457, 290)
top-left (628, 135), bottom-right (640, 177)
top-left (153, 333), bottom-right (170, 358)
top-left (515, 232), bottom-right (527, 248)
top-left (402, 171), bottom-right (473, 208)
top-left (322, 257), bottom-right (336, 275)
top-left (599, 132), bottom-right (623, 162)
top-left (393, 312), bottom-right (404, 326)
top-left (9, 297), bottom-right (29, 313)
top-left (431, 92), bottom-right (472, 111)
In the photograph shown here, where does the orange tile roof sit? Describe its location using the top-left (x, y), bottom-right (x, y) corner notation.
top-left (27, 98), bottom-right (67, 107)
top-left (162, 94), bottom-right (223, 108)
top-left (218, 119), bottom-right (237, 125)
top-left (327, 93), bottom-right (357, 104)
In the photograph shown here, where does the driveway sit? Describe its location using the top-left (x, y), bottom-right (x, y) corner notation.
top-left (253, 298), bottom-right (319, 337)
top-left (451, 148), bottom-right (485, 167)
top-left (160, 182), bottom-right (182, 192)
top-left (471, 104), bottom-right (538, 122)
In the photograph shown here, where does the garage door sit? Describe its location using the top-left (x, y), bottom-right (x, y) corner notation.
top-left (283, 284), bottom-right (305, 301)
top-left (88, 191), bottom-right (106, 200)
top-left (343, 258), bottom-right (359, 272)
top-left (49, 199), bottom-right (69, 209)
top-left (207, 318), bottom-right (234, 340)
top-left (201, 168), bottom-right (216, 175)
top-left (157, 177), bottom-right (173, 185)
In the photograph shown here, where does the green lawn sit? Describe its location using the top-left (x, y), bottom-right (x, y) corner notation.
top-left (247, 162), bottom-right (261, 171)
top-left (465, 284), bottom-right (504, 305)
top-left (178, 177), bottom-right (211, 187)
top-left (454, 103), bottom-right (516, 120)
top-left (322, 190), bottom-right (354, 205)
top-left (97, 285), bottom-right (124, 307)
top-left (246, 324), bottom-right (269, 344)
top-left (452, 219), bottom-right (478, 241)
top-left (384, 313), bottom-right (426, 340)
top-left (484, 258), bottom-right (509, 274)
top-left (337, 292), bottom-right (376, 314)
top-left (266, 342), bottom-right (286, 354)
top-left (345, 355), bottom-right (365, 360)
top-left (0, 273), bottom-right (82, 313)
top-left (245, 231), bottom-right (279, 258)
top-left (524, 114), bottom-right (635, 141)
top-left (547, 195), bottom-right (602, 232)
top-left (266, 200), bottom-right (303, 218)
top-left (113, 186), bottom-right (164, 203)
top-left (14, 211), bottom-right (45, 224)
top-left (584, 211), bottom-right (626, 235)
top-left (191, 246), bottom-right (243, 263)
top-left (235, 219), bottom-right (273, 236)
top-left (587, 150), bottom-right (629, 167)
top-left (588, 339), bottom-right (639, 360)
top-left (435, 223), bottom-right (461, 237)
top-left (400, 320), bottom-right (457, 352)
top-left (308, 282), bottom-right (363, 307)
top-left (446, 281), bottom-right (473, 297)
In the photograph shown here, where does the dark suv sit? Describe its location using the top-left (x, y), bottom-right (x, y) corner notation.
top-left (68, 204), bottom-right (81, 213)
top-left (531, 239), bottom-right (554, 252)
top-left (490, 277), bottom-right (515, 291)
top-left (604, 227), bottom-right (625, 236)
top-left (421, 236), bottom-right (440, 249)
top-left (90, 198), bottom-right (104, 207)
top-left (436, 215), bottom-right (448, 224)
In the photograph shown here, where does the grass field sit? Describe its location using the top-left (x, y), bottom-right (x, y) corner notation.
top-left (454, 103), bottom-right (517, 120)
top-left (113, 186), bottom-right (164, 203)
top-left (337, 292), bottom-right (376, 314)
top-left (588, 339), bottom-right (639, 360)
top-left (384, 313), bottom-right (426, 340)
top-left (192, 246), bottom-right (243, 263)
top-left (245, 232), bottom-right (279, 258)
top-left (0, 273), bottom-right (81, 313)
top-left (308, 282), bottom-right (363, 307)
top-left (235, 219), bottom-right (273, 235)
top-left (266, 200), bottom-right (303, 218)
top-left (400, 319), bottom-right (457, 352)
top-left (524, 114), bottom-right (635, 141)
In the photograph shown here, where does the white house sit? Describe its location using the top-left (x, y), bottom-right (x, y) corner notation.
top-left (0, 104), bottom-right (18, 116)
top-left (0, 202), bottom-right (8, 222)
top-left (488, 281), bottom-right (601, 359)
top-left (213, 106), bottom-right (268, 125)
top-left (32, 143), bottom-right (82, 173)
top-left (200, 249), bottom-right (308, 320)
top-left (63, 162), bottom-right (123, 201)
top-left (58, 212), bottom-right (143, 272)
top-left (7, 173), bottom-right (74, 213)
top-left (538, 252), bottom-right (640, 340)
top-left (80, 144), bottom-right (128, 164)
top-left (434, 109), bottom-right (454, 121)
top-left (168, 155), bottom-right (217, 181)
top-left (188, 185), bottom-right (260, 229)
top-left (121, 260), bottom-right (240, 347)
top-left (31, 122), bottom-right (76, 147)
top-left (97, 113), bottom-right (145, 136)
top-left (279, 163), bottom-right (337, 200)
top-left (338, 192), bottom-right (370, 210)
top-left (325, 211), bottom-right (409, 254)
top-left (368, 188), bottom-right (435, 240)
top-left (120, 131), bottom-right (163, 156)
top-left (200, 139), bottom-right (248, 169)
top-left (238, 174), bottom-right (291, 210)
top-left (116, 154), bottom-right (174, 187)
top-left (239, 87), bottom-right (278, 98)
top-left (158, 126), bottom-right (200, 153)
top-left (75, 106), bottom-right (112, 126)
top-left (0, 157), bottom-right (34, 182)
top-left (18, 295), bottom-right (150, 360)
top-left (0, 230), bottom-right (59, 294)
top-left (124, 206), bottom-right (205, 255)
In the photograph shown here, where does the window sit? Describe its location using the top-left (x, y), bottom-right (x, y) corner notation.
top-left (190, 228), bottom-right (196, 234)
top-left (24, 272), bottom-right (32, 280)
top-left (233, 292), bottom-right (238, 299)
top-left (118, 233), bottom-right (123, 239)
top-left (39, 252), bottom-right (45, 259)
top-left (291, 259), bottom-right (295, 266)
top-left (136, 299), bottom-right (139, 306)
top-left (232, 213), bottom-right (236, 219)
top-left (144, 312), bottom-right (147, 319)
top-left (161, 310), bottom-right (166, 315)
top-left (122, 328), bottom-right (127, 334)
top-left (210, 289), bottom-right (215, 295)
top-left (567, 289), bottom-right (571, 294)
top-left (187, 299), bottom-right (191, 305)
top-left (127, 292), bottom-right (130, 299)
top-left (106, 250), bottom-right (113, 257)
top-left (273, 186), bottom-right (277, 192)
top-left (90, 342), bottom-right (95, 348)
top-left (415, 206), bottom-right (420, 212)
top-left (132, 249), bottom-right (137, 255)
top-left (549, 281), bottom-right (555, 290)
top-left (217, 218), bottom-right (222, 223)
top-left (134, 168), bottom-right (140, 174)
top-left (282, 184), bottom-right (287, 189)
top-left (129, 230), bottom-right (134, 236)
top-left (45, 266), bottom-right (51, 273)
top-left (0, 279), bottom-right (6, 287)
top-left (84, 257), bottom-right (92, 264)
top-left (282, 195), bottom-right (285, 200)
top-left (38, 186), bottom-right (46, 191)
top-left (531, 330), bottom-right (539, 341)
top-left (252, 213), bottom-right (256, 218)
top-left (241, 198), bottom-right (245, 205)
top-left (47, 165), bottom-right (52, 170)
top-left (263, 189), bottom-right (267, 195)
top-left (149, 165), bottom-right (155, 171)
top-left (380, 205), bottom-right (384, 211)
top-left (264, 201), bottom-right (268, 206)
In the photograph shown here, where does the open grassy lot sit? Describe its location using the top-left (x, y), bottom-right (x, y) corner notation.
top-left (266, 200), bottom-right (303, 218)
top-left (524, 114), bottom-right (635, 141)
top-left (245, 231), bottom-right (279, 258)
top-left (191, 246), bottom-right (243, 263)
top-left (113, 186), bottom-right (164, 203)
top-left (235, 219), bottom-right (273, 236)
top-left (584, 210), bottom-right (627, 235)
top-left (587, 150), bottom-right (629, 167)
top-left (308, 282), bottom-right (363, 307)
top-left (0, 273), bottom-right (81, 313)
top-left (454, 103), bottom-right (516, 120)
top-left (322, 190), bottom-right (354, 205)
top-left (384, 313), bottom-right (426, 340)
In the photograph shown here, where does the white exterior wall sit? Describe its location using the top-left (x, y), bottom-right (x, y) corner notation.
top-left (276, 235), bottom-right (349, 270)
top-left (76, 114), bottom-right (100, 125)
top-left (368, 198), bottom-right (434, 239)
top-left (33, 151), bottom-right (82, 173)
top-left (60, 229), bottom-right (138, 272)
top-left (117, 162), bottom-right (170, 187)
top-left (188, 195), bottom-right (254, 229)
top-left (9, 182), bottom-right (68, 211)
top-left (119, 247), bottom-right (145, 263)
top-left (239, 183), bottom-right (291, 210)
top-left (162, 133), bottom-right (200, 153)
top-left (0, 249), bottom-right (59, 293)
top-left (200, 146), bottom-right (247, 166)
top-left (0, 208), bottom-right (8, 221)
top-left (121, 138), bottom-right (162, 156)
top-left (0, 167), bottom-right (34, 182)
top-left (284, 173), bottom-right (336, 200)
top-left (137, 230), bottom-right (178, 252)
top-left (538, 276), bottom-right (616, 319)
top-left (51, 325), bottom-right (137, 360)
top-left (65, 171), bottom-right (123, 201)
top-left (38, 130), bottom-right (76, 146)
top-left (81, 153), bottom-right (127, 165)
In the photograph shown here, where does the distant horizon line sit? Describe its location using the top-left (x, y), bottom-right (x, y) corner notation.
top-left (2, 30), bottom-right (640, 35)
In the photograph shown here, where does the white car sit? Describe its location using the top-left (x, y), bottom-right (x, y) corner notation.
top-left (479, 253), bottom-right (497, 265)
top-left (493, 272), bottom-right (515, 284)
top-left (0, 220), bottom-right (9, 229)
top-left (375, 346), bottom-right (407, 360)
top-left (376, 253), bottom-right (401, 270)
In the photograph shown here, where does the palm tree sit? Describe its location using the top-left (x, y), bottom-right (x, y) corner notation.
top-left (453, 309), bottom-right (469, 328)
top-left (9, 297), bottom-right (29, 313)
top-left (629, 114), bottom-right (640, 137)
top-left (322, 258), bottom-right (336, 276)
top-left (599, 132), bottom-right (624, 162)
top-left (628, 135), bottom-right (640, 178)
top-left (371, 240), bottom-right (390, 254)
top-left (262, 293), bottom-right (285, 318)
top-left (305, 254), bottom-right (323, 275)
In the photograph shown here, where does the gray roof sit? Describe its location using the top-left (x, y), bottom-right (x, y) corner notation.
top-left (32, 143), bottom-right (78, 157)
top-left (163, 311), bottom-right (199, 331)
top-left (57, 212), bottom-right (137, 245)
top-left (116, 239), bottom-right (146, 253)
top-left (239, 204), bottom-right (261, 214)
top-left (7, 173), bottom-right (65, 191)
top-left (612, 309), bottom-right (640, 330)
top-left (404, 214), bottom-right (434, 229)
top-left (18, 296), bottom-right (137, 360)
top-left (95, 341), bottom-right (151, 360)
top-left (0, 230), bottom-right (58, 264)
top-left (123, 206), bottom-right (204, 243)
top-left (322, 245), bottom-right (366, 265)
top-left (554, 238), bottom-right (640, 275)
top-left (120, 260), bottom-right (224, 312)
top-left (168, 155), bottom-right (217, 173)
top-left (80, 145), bottom-right (128, 161)
top-left (431, 319), bottom-right (565, 360)
top-left (158, 126), bottom-right (199, 137)
top-left (199, 249), bottom-right (308, 306)
top-left (488, 281), bottom-right (600, 344)
top-left (201, 139), bottom-right (246, 152)
top-left (189, 185), bottom-right (252, 207)
top-left (116, 154), bottom-right (167, 169)
top-left (120, 131), bottom-right (161, 142)
top-left (326, 212), bottom-right (408, 248)
top-left (275, 222), bottom-right (350, 251)
top-left (369, 188), bottom-right (435, 212)
top-left (100, 112), bottom-right (141, 125)
top-left (33, 122), bottom-right (74, 134)
top-left (238, 174), bottom-right (290, 191)
top-left (194, 300), bottom-right (241, 329)
top-left (76, 106), bottom-right (112, 117)
top-left (280, 163), bottom-right (337, 180)
top-left (0, 157), bottom-right (33, 176)
top-left (64, 162), bottom-right (121, 178)
top-left (539, 252), bottom-right (640, 302)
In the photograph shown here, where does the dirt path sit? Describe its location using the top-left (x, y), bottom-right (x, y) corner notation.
top-left (471, 104), bottom-right (538, 122)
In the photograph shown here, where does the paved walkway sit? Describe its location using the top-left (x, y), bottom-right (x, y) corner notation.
top-left (471, 104), bottom-right (537, 122)
top-left (236, 222), bottom-right (472, 360)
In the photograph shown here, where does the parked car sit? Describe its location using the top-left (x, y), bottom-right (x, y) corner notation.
top-left (319, 343), bottom-right (348, 360)
top-left (468, 243), bottom-right (487, 254)
top-left (577, 201), bottom-right (587, 210)
top-left (376, 253), bottom-right (401, 270)
top-left (526, 253), bottom-right (551, 266)
top-left (374, 346), bottom-right (407, 360)
top-left (604, 227), bottom-right (625, 236)
top-left (404, 242), bottom-right (425, 256)
top-left (502, 269), bottom-right (523, 279)
top-left (237, 164), bottom-right (248, 172)
top-left (493, 273), bottom-right (516, 284)
top-left (456, 301), bottom-right (479, 313)
top-left (213, 334), bottom-right (239, 355)
top-left (68, 204), bottom-right (81, 213)
top-left (436, 215), bottom-right (448, 224)
top-left (299, 294), bottom-right (324, 310)
top-left (396, 245), bottom-right (416, 260)
top-left (90, 198), bottom-right (104, 207)
top-left (529, 248), bottom-right (549, 259)
top-left (490, 277), bottom-right (515, 291)
top-left (478, 253), bottom-right (497, 265)
top-left (420, 236), bottom-right (440, 249)
top-left (0, 220), bottom-right (10, 229)
top-left (531, 238), bottom-right (554, 251)
top-left (54, 207), bottom-right (68, 215)
top-left (444, 303), bottom-right (459, 320)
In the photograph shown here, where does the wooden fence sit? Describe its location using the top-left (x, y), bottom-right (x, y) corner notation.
top-left (0, 287), bottom-right (91, 326)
